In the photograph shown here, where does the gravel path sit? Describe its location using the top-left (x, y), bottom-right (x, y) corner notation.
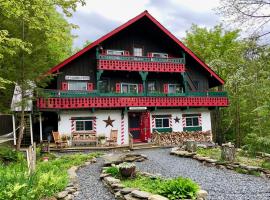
top-left (135, 148), bottom-right (270, 200)
top-left (74, 158), bottom-right (115, 200)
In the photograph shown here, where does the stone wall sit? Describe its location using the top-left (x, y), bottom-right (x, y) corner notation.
top-left (152, 131), bottom-right (212, 146)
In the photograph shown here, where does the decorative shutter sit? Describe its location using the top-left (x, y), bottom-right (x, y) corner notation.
top-left (163, 84), bottom-right (168, 94)
top-left (61, 82), bottom-right (68, 90)
top-left (116, 83), bottom-right (121, 93)
top-left (87, 83), bottom-right (93, 91)
top-left (138, 84), bottom-right (143, 93)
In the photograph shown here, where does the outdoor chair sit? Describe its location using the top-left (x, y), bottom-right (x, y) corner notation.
top-left (52, 131), bottom-right (67, 148)
top-left (106, 129), bottom-right (118, 146)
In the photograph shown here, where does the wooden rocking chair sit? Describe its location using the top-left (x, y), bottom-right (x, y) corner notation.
top-left (106, 130), bottom-right (118, 146)
top-left (52, 131), bottom-right (67, 148)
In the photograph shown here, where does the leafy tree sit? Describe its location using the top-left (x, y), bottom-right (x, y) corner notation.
top-left (0, 0), bottom-right (85, 149)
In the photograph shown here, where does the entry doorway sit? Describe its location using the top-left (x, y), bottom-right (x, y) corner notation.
top-left (128, 111), bottom-right (150, 143)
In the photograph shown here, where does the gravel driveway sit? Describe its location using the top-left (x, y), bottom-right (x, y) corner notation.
top-left (74, 158), bottom-right (115, 200)
top-left (135, 148), bottom-right (270, 200)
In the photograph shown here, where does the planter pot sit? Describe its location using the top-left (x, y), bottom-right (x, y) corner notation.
top-left (119, 166), bottom-right (136, 177)
top-left (43, 157), bottom-right (49, 162)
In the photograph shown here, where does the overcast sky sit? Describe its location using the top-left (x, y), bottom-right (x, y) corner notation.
top-left (68, 0), bottom-right (221, 48)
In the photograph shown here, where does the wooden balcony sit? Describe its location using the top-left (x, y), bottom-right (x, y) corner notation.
top-left (96, 53), bottom-right (185, 72)
top-left (37, 90), bottom-right (228, 109)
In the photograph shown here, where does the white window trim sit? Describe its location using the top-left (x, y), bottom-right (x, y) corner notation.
top-left (185, 116), bottom-right (200, 127)
top-left (107, 49), bottom-right (125, 55)
top-left (75, 120), bottom-right (93, 132)
top-left (155, 117), bottom-right (170, 128)
top-left (121, 83), bottom-right (138, 93)
top-left (68, 81), bottom-right (88, 91)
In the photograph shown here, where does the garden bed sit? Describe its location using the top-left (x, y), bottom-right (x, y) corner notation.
top-left (100, 163), bottom-right (208, 200)
top-left (171, 147), bottom-right (270, 178)
top-left (0, 146), bottom-right (101, 200)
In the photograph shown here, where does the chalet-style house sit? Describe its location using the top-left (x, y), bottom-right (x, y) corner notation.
top-left (22, 11), bottom-right (228, 146)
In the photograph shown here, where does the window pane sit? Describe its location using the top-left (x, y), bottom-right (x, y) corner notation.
top-left (122, 84), bottom-right (128, 93)
top-left (155, 119), bottom-right (163, 127)
top-left (134, 48), bottom-right (142, 56)
top-left (69, 82), bottom-right (87, 90)
top-left (192, 117), bottom-right (199, 126)
top-left (148, 82), bottom-right (155, 92)
top-left (168, 85), bottom-right (176, 93)
top-left (163, 118), bottom-right (169, 127)
top-left (186, 118), bottom-right (193, 126)
top-left (85, 121), bottom-right (93, 130)
top-left (76, 121), bottom-right (84, 131)
top-left (129, 85), bottom-right (137, 93)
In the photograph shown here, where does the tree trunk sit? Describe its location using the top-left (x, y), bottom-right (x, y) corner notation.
top-left (16, 109), bottom-right (25, 150)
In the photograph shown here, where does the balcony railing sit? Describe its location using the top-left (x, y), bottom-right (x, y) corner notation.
top-left (41, 89), bottom-right (228, 98)
top-left (96, 53), bottom-right (185, 72)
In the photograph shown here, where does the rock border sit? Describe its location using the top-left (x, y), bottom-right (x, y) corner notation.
top-left (170, 147), bottom-right (270, 179)
top-left (100, 167), bottom-right (208, 200)
top-left (49, 157), bottom-right (97, 200)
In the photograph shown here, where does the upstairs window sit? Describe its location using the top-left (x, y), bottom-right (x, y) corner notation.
top-left (151, 52), bottom-right (168, 58)
top-left (75, 120), bottom-right (93, 131)
top-left (68, 81), bottom-right (87, 91)
top-left (107, 50), bottom-right (125, 56)
top-left (168, 84), bottom-right (182, 93)
top-left (185, 115), bottom-right (199, 127)
top-left (121, 83), bottom-right (138, 93)
top-left (148, 82), bottom-right (156, 92)
top-left (133, 48), bottom-right (143, 56)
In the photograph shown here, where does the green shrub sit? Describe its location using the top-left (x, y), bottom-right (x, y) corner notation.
top-left (0, 152), bottom-right (102, 200)
top-left (105, 166), bottom-right (120, 177)
top-left (122, 175), bottom-right (199, 200)
top-left (0, 146), bottom-right (24, 164)
top-left (261, 160), bottom-right (270, 170)
top-left (158, 177), bottom-right (199, 200)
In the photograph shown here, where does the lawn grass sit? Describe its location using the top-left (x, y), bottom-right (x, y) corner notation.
top-left (0, 149), bottom-right (102, 200)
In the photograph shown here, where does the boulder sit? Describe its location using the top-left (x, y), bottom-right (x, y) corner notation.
top-left (196, 190), bottom-right (208, 200)
top-left (63, 194), bottom-right (73, 200)
top-left (104, 176), bottom-right (121, 185)
top-left (124, 194), bottom-right (141, 200)
top-left (131, 190), bottom-right (151, 199)
top-left (56, 191), bottom-right (68, 199)
top-left (148, 194), bottom-right (169, 200)
top-left (120, 187), bottom-right (137, 195)
top-left (100, 173), bottom-right (110, 179)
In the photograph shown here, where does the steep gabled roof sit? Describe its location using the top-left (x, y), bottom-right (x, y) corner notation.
top-left (48, 10), bottom-right (224, 85)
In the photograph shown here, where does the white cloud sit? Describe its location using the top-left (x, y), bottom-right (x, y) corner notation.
top-left (68, 0), bottom-right (221, 48)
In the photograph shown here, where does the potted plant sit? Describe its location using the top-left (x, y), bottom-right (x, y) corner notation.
top-left (118, 162), bottom-right (136, 178)
top-left (98, 134), bottom-right (106, 145)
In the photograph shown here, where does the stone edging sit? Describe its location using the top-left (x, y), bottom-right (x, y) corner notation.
top-left (100, 169), bottom-right (208, 200)
top-left (170, 147), bottom-right (270, 179)
top-left (52, 157), bottom-right (97, 200)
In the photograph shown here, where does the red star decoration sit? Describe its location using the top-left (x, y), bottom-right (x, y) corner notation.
top-left (174, 116), bottom-right (180, 123)
top-left (103, 116), bottom-right (115, 127)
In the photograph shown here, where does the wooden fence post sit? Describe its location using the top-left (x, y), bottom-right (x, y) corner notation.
top-left (27, 142), bottom-right (36, 174)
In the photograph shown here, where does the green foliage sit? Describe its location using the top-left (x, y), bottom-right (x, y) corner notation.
top-left (261, 160), bottom-right (270, 170)
top-left (0, 152), bottom-right (101, 200)
top-left (196, 148), bottom-right (221, 160)
top-left (105, 166), bottom-right (120, 177)
top-left (244, 134), bottom-right (270, 154)
top-left (0, 146), bottom-right (24, 164)
top-left (122, 175), bottom-right (199, 200)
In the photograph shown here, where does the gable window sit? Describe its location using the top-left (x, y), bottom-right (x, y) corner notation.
top-left (75, 120), bottom-right (93, 131)
top-left (68, 81), bottom-right (87, 90)
top-left (168, 84), bottom-right (182, 93)
top-left (107, 50), bottom-right (125, 55)
top-left (121, 83), bottom-right (138, 93)
top-left (133, 48), bottom-right (143, 56)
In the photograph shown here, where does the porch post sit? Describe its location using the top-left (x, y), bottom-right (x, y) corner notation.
top-left (181, 72), bottom-right (188, 94)
top-left (139, 71), bottom-right (148, 96)
top-left (12, 114), bottom-right (16, 146)
top-left (29, 114), bottom-right (33, 145)
top-left (96, 70), bottom-right (104, 92)
top-left (39, 113), bottom-right (43, 142)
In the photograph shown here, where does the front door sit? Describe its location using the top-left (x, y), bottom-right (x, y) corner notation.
top-left (128, 111), bottom-right (150, 143)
